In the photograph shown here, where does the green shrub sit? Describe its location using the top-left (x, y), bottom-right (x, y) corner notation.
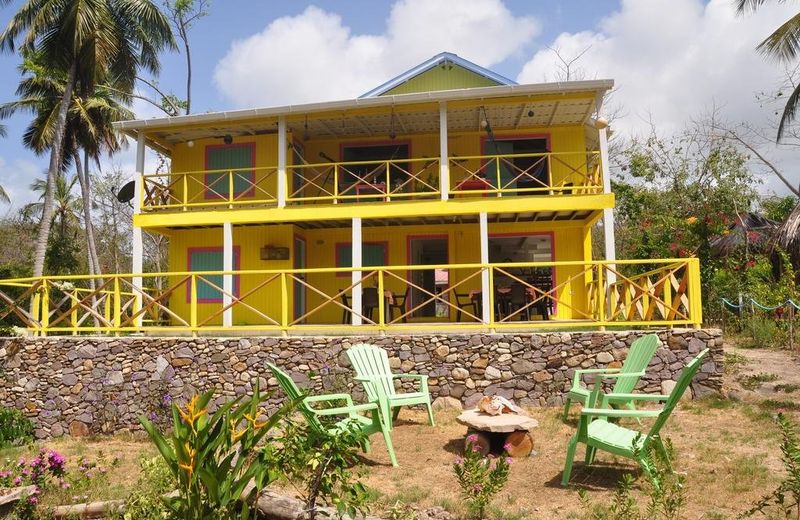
top-left (267, 419), bottom-right (371, 520)
top-left (453, 435), bottom-right (512, 520)
top-left (116, 456), bottom-right (175, 520)
top-left (577, 438), bottom-right (686, 520)
top-left (740, 413), bottom-right (800, 518)
top-left (0, 407), bottom-right (34, 448)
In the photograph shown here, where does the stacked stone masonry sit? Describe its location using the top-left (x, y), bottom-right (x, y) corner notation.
top-left (0, 329), bottom-right (723, 439)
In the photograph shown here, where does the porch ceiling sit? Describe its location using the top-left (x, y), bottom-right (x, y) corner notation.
top-left (117, 80), bottom-right (613, 151)
top-left (155, 208), bottom-right (600, 233)
top-left (143, 98), bottom-right (597, 146)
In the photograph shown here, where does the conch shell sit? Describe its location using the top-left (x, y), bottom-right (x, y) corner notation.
top-left (477, 395), bottom-right (524, 416)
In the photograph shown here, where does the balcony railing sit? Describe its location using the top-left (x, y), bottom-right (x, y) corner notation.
top-left (449, 151), bottom-right (601, 197)
top-left (0, 259), bottom-right (701, 335)
top-left (287, 157), bottom-right (441, 204)
top-left (139, 151), bottom-right (602, 212)
top-left (141, 166), bottom-right (279, 210)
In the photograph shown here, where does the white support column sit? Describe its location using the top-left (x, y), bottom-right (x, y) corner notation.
top-left (132, 132), bottom-right (145, 327)
top-left (479, 212), bottom-right (490, 324)
top-left (223, 222), bottom-right (233, 328)
top-left (351, 217), bottom-right (362, 326)
top-left (277, 116), bottom-right (287, 207)
top-left (439, 102), bottom-right (449, 201)
top-left (599, 127), bottom-right (617, 284)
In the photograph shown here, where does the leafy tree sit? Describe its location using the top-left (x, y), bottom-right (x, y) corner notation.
top-left (612, 126), bottom-right (759, 315)
top-left (762, 194), bottom-right (798, 222)
top-left (1, 52), bottom-right (134, 280)
top-left (22, 175), bottom-right (82, 275)
top-left (0, 0), bottom-right (174, 279)
top-left (736, 0), bottom-right (800, 141)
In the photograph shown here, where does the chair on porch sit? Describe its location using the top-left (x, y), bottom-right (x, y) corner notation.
top-left (363, 287), bottom-right (379, 322)
top-left (346, 343), bottom-right (435, 427)
top-left (562, 334), bottom-right (660, 420)
top-left (561, 349), bottom-right (708, 487)
top-left (267, 362), bottom-right (398, 467)
top-left (387, 287), bottom-right (409, 323)
top-left (455, 292), bottom-right (479, 321)
top-left (506, 283), bottom-right (531, 321)
top-left (339, 290), bottom-right (351, 325)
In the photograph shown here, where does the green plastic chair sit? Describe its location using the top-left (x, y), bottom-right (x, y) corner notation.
top-left (561, 348), bottom-right (709, 486)
top-left (562, 333), bottom-right (660, 420)
top-left (267, 362), bottom-right (398, 467)
top-left (346, 343), bottom-right (435, 427)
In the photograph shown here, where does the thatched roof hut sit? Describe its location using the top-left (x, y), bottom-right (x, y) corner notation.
top-left (779, 203), bottom-right (800, 262)
top-left (709, 212), bottom-right (779, 256)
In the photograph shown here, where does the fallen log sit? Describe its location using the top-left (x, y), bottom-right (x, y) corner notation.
top-left (256, 490), bottom-right (385, 520)
top-left (51, 499), bottom-right (126, 519)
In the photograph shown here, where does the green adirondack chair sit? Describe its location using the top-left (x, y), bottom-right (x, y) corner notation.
top-left (267, 362), bottom-right (398, 467)
top-left (346, 343), bottom-right (435, 426)
top-left (561, 348), bottom-right (709, 486)
top-left (562, 333), bottom-right (660, 420)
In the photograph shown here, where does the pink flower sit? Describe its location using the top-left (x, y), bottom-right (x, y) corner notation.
top-left (503, 442), bottom-right (512, 451)
top-left (473, 484), bottom-right (483, 492)
top-left (505, 457), bottom-right (514, 465)
top-left (454, 456), bottom-right (463, 465)
top-left (13, 476), bottom-right (22, 486)
top-left (28, 495), bottom-right (38, 505)
top-left (466, 434), bottom-right (478, 443)
top-left (472, 445), bottom-right (481, 452)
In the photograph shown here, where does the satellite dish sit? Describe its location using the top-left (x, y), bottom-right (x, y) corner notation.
top-left (116, 180), bottom-right (136, 204)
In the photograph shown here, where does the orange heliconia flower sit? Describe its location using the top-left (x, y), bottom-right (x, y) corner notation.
top-left (178, 395), bottom-right (207, 433)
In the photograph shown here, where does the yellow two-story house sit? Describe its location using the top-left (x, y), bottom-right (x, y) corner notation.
top-left (0, 53), bottom-right (702, 335)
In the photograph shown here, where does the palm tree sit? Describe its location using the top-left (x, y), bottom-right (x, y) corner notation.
top-left (1, 52), bottom-right (134, 278)
top-left (0, 0), bottom-right (174, 279)
top-left (23, 175), bottom-right (81, 238)
top-left (0, 124), bottom-right (7, 204)
top-left (737, 1), bottom-right (800, 140)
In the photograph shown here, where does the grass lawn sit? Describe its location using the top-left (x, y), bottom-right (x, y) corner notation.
top-left (1, 395), bottom-right (792, 519)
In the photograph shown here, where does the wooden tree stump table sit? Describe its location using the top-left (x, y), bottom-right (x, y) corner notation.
top-left (456, 409), bottom-right (538, 458)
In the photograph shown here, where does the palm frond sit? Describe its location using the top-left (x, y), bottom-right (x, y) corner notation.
top-left (777, 80), bottom-right (800, 140)
top-left (757, 11), bottom-right (800, 62)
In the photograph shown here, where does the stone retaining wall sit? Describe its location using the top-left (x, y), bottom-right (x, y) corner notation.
top-left (0, 329), bottom-right (722, 439)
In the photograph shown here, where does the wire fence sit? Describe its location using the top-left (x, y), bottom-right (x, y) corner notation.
top-left (720, 297), bottom-right (798, 350)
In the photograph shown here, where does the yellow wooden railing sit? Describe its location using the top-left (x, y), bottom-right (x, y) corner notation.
top-left (141, 166), bottom-right (279, 211)
top-left (449, 151), bottom-right (601, 197)
top-left (0, 259), bottom-right (700, 335)
top-left (287, 157), bottom-right (440, 204)
top-left (138, 151), bottom-right (603, 211)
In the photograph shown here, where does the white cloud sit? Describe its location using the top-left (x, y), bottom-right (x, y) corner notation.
top-left (519, 0), bottom-right (793, 133)
top-left (214, 0), bottom-right (539, 107)
top-left (518, 0), bottom-right (800, 193)
top-left (0, 156), bottom-right (42, 214)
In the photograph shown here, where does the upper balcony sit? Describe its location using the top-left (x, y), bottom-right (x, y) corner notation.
top-left (119, 80), bottom-right (615, 229)
top-left (140, 150), bottom-right (602, 207)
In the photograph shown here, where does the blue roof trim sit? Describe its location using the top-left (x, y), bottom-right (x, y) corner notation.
top-left (360, 52), bottom-right (517, 98)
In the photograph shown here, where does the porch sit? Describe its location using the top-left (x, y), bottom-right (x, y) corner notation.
top-left (0, 258), bottom-right (701, 335)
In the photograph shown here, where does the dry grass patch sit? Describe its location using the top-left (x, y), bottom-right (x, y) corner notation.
top-left (0, 398), bottom-right (789, 519)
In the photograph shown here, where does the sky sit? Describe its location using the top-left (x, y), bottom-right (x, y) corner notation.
top-left (0, 0), bottom-right (797, 211)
